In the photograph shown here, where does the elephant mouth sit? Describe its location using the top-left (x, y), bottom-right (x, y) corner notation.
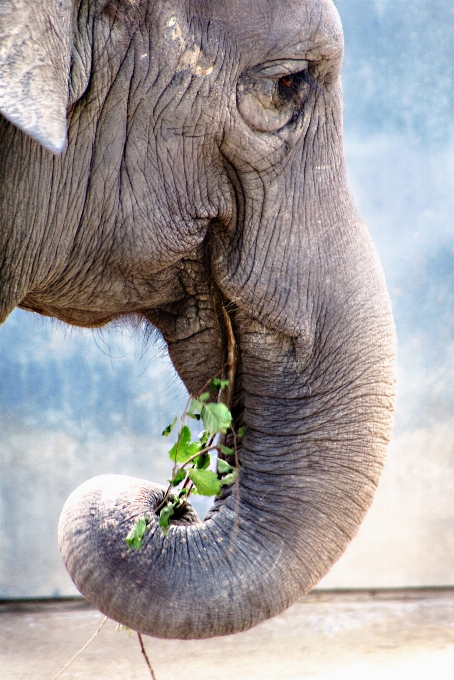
top-left (18, 297), bottom-right (119, 328)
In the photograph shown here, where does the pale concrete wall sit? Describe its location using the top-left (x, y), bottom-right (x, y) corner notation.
top-left (318, 417), bottom-right (454, 589)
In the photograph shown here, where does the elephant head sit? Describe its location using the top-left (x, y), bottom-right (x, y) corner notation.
top-left (0, 0), bottom-right (395, 638)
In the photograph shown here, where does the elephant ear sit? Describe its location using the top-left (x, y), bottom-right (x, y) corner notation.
top-left (0, 0), bottom-right (73, 154)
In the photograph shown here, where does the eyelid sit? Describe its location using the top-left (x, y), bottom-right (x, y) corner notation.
top-left (252, 59), bottom-right (309, 78)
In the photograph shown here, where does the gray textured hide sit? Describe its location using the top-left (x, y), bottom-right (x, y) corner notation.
top-left (0, 0), bottom-right (72, 153)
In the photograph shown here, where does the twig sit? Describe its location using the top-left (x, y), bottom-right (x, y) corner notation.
top-left (138, 632), bottom-right (157, 679)
top-left (221, 304), bottom-right (237, 408)
top-left (220, 304), bottom-right (241, 554)
top-left (52, 616), bottom-right (108, 679)
top-left (228, 426), bottom-right (241, 552)
top-left (156, 314), bottom-right (238, 524)
top-left (158, 366), bottom-right (227, 513)
top-left (155, 441), bottom-right (219, 514)
top-left (217, 305), bottom-right (237, 462)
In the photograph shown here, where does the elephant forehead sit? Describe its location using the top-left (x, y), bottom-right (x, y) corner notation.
top-left (196, 0), bottom-right (343, 64)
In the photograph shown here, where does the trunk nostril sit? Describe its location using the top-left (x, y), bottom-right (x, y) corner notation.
top-left (155, 493), bottom-right (201, 528)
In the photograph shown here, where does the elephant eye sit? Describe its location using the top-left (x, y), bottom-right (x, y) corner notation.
top-left (280, 75), bottom-right (295, 90)
top-left (278, 71), bottom-right (309, 97)
top-left (237, 59), bottom-right (310, 134)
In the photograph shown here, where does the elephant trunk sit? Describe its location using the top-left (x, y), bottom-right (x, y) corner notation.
top-left (58, 268), bottom-right (395, 638)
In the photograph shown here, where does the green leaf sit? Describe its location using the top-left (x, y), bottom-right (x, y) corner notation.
top-left (201, 402), bottom-right (232, 435)
top-left (187, 398), bottom-right (203, 419)
top-left (199, 430), bottom-right (209, 445)
top-left (187, 441), bottom-right (203, 457)
top-left (168, 425), bottom-right (190, 460)
top-left (218, 444), bottom-right (234, 456)
top-left (189, 469), bottom-right (221, 496)
top-left (125, 516), bottom-right (149, 551)
top-left (217, 458), bottom-right (233, 474)
top-left (159, 502), bottom-right (175, 535)
top-left (162, 417), bottom-right (178, 437)
top-left (170, 467), bottom-right (186, 486)
top-left (198, 392), bottom-right (210, 402)
top-left (208, 378), bottom-right (230, 391)
top-left (220, 471), bottom-right (237, 487)
top-left (195, 452), bottom-right (211, 470)
top-left (168, 426), bottom-right (201, 463)
top-left (237, 426), bottom-right (246, 438)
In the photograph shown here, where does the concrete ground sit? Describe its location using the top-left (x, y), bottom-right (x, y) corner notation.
top-left (1, 590), bottom-right (453, 680)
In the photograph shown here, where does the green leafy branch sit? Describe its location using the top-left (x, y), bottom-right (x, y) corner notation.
top-left (126, 377), bottom-right (244, 549)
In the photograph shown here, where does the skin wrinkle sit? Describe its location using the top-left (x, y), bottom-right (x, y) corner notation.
top-left (244, 413), bottom-right (358, 439)
top-left (241, 494), bottom-right (350, 572)
top-left (152, 74), bottom-right (178, 123)
top-left (244, 468), bottom-right (380, 503)
top-left (243, 439), bottom-right (375, 471)
top-left (14, 155), bottom-right (51, 291)
top-left (220, 90), bottom-right (322, 334)
top-left (152, 61), bottom-right (219, 235)
top-left (228, 516), bottom-right (276, 573)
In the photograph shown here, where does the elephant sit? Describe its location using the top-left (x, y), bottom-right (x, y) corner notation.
top-left (0, 0), bottom-right (395, 639)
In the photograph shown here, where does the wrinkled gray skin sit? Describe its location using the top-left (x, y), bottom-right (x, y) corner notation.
top-left (0, 0), bottom-right (395, 638)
